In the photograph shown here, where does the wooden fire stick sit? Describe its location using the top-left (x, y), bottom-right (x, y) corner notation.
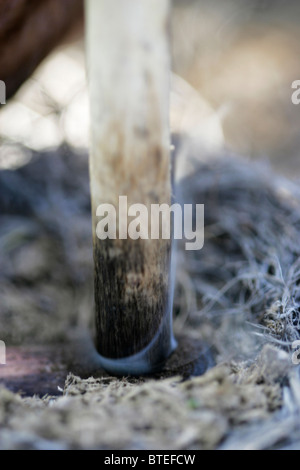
top-left (85, 0), bottom-right (176, 375)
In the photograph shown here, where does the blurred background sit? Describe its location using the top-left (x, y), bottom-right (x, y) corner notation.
top-left (1, 0), bottom-right (300, 175)
top-left (172, 0), bottom-right (300, 177)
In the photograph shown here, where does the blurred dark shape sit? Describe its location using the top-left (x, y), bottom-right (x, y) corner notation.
top-left (0, 0), bottom-right (84, 99)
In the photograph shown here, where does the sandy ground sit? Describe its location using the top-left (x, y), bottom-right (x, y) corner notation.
top-left (1, 146), bottom-right (300, 449)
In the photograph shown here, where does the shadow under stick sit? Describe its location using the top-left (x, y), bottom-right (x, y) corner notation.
top-left (85, 0), bottom-right (176, 375)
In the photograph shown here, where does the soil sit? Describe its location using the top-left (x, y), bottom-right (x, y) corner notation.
top-left (0, 145), bottom-right (300, 449)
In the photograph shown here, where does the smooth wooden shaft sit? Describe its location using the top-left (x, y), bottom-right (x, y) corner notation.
top-left (86, 0), bottom-right (175, 373)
